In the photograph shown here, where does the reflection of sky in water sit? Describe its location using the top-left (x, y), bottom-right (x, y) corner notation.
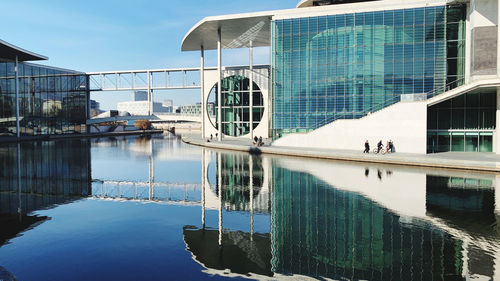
top-left (0, 135), bottom-right (499, 281)
top-left (0, 200), bottom-right (241, 281)
top-left (91, 136), bottom-right (202, 183)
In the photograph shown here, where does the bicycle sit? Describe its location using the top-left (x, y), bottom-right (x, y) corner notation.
top-left (373, 146), bottom-right (386, 155)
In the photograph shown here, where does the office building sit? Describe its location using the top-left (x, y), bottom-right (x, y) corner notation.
top-left (133, 91), bottom-right (148, 101)
top-left (182, 0), bottom-right (500, 154)
top-left (0, 39), bottom-right (88, 137)
top-left (117, 100), bottom-right (172, 115)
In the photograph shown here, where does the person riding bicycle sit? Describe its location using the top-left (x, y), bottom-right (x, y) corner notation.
top-left (377, 140), bottom-right (383, 153)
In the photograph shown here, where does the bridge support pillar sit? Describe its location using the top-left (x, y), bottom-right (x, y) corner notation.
top-left (147, 70), bottom-right (152, 116)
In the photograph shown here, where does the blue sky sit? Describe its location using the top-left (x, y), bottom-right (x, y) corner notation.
top-left (1, 0), bottom-right (298, 109)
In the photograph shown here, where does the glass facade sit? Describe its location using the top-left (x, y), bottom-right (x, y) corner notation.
top-left (0, 140), bottom-right (91, 215)
top-left (271, 166), bottom-right (465, 280)
top-left (208, 75), bottom-right (265, 137)
top-left (427, 91), bottom-right (496, 153)
top-left (272, 5), bottom-right (466, 137)
top-left (0, 62), bottom-right (88, 137)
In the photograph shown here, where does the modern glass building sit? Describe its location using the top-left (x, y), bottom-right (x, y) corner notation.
top-left (272, 5), bottom-right (466, 135)
top-left (0, 40), bottom-right (88, 138)
top-left (183, 0), bottom-right (500, 154)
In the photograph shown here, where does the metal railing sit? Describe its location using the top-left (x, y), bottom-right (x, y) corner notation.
top-left (425, 77), bottom-right (465, 99)
top-left (313, 77), bottom-right (466, 129)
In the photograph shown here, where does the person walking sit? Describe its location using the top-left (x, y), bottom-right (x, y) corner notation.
top-left (364, 140), bottom-right (370, 153)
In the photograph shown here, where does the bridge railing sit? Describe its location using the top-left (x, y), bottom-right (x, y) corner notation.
top-left (87, 67), bottom-right (217, 92)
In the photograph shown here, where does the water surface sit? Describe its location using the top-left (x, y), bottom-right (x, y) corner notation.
top-left (0, 134), bottom-right (499, 280)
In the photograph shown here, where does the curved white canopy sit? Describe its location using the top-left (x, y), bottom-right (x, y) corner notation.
top-left (181, 12), bottom-right (274, 52)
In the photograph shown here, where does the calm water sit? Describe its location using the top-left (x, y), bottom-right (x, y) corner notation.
top-left (0, 134), bottom-right (499, 281)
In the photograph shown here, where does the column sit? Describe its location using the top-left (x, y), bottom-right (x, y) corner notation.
top-left (86, 75), bottom-right (91, 120)
top-left (249, 41), bottom-right (254, 140)
top-left (496, 88), bottom-right (500, 153)
top-left (217, 28), bottom-right (223, 141)
top-left (201, 148), bottom-right (206, 229)
top-left (218, 153), bottom-right (223, 246)
top-left (147, 70), bottom-right (152, 116)
top-left (498, 0), bottom-right (500, 77)
top-left (15, 55), bottom-right (20, 138)
top-left (201, 46), bottom-right (205, 138)
top-left (150, 71), bottom-right (154, 116)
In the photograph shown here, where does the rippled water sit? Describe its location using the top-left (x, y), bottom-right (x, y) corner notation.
top-left (0, 134), bottom-right (499, 280)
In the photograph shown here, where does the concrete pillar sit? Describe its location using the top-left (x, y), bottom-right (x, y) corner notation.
top-left (496, 88), bottom-right (500, 153)
top-left (201, 46), bottom-right (205, 138)
top-left (249, 41), bottom-right (254, 140)
top-left (497, 0), bottom-right (500, 77)
top-left (201, 148), bottom-right (206, 229)
top-left (217, 29), bottom-right (222, 141)
top-left (465, 3), bottom-right (472, 83)
top-left (15, 55), bottom-right (20, 138)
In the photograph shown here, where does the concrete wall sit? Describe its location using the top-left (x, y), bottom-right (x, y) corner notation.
top-left (273, 100), bottom-right (428, 154)
top-left (469, 0), bottom-right (499, 79)
top-left (202, 66), bottom-right (270, 140)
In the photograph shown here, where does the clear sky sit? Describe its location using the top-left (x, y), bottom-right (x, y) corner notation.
top-left (1, 0), bottom-right (298, 110)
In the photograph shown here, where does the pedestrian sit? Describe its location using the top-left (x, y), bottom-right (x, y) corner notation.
top-left (210, 134), bottom-right (213, 140)
top-left (364, 140), bottom-right (370, 153)
top-left (258, 136), bottom-right (263, 146)
top-left (389, 140), bottom-right (394, 152)
top-left (253, 136), bottom-right (258, 146)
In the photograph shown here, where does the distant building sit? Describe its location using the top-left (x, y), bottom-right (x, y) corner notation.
top-left (180, 102), bottom-right (214, 116)
top-left (162, 99), bottom-right (174, 113)
top-left (133, 91), bottom-right (148, 101)
top-left (117, 101), bottom-right (172, 115)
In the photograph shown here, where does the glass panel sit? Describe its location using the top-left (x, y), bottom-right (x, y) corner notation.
top-left (451, 133), bottom-right (464, 152)
top-left (437, 133), bottom-right (450, 152)
top-left (465, 133), bottom-right (478, 152)
top-left (479, 134), bottom-right (493, 152)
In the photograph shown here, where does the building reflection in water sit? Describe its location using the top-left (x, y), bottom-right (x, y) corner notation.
top-left (185, 149), bottom-right (500, 280)
top-left (0, 140), bottom-right (91, 246)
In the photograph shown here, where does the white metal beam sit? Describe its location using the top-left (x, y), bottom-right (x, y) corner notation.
top-left (87, 67), bottom-right (217, 92)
